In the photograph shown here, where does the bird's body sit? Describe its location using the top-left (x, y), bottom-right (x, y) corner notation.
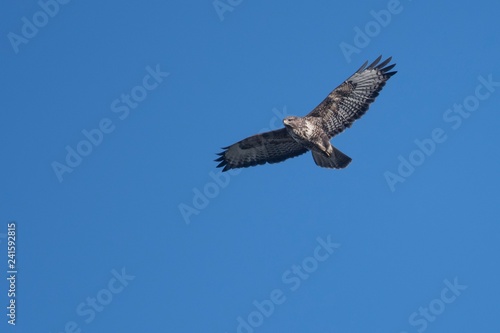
top-left (283, 117), bottom-right (323, 153)
top-left (216, 56), bottom-right (397, 171)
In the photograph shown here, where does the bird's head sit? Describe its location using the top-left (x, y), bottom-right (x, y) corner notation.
top-left (283, 116), bottom-right (299, 128)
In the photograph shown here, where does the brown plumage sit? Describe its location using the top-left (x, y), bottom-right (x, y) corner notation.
top-left (215, 56), bottom-right (397, 172)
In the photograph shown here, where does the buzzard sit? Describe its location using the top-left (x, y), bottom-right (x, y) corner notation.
top-left (215, 56), bottom-right (396, 171)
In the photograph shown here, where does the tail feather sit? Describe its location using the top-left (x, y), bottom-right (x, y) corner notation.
top-left (311, 146), bottom-right (352, 169)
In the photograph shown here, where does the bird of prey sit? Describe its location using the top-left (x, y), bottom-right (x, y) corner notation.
top-left (215, 56), bottom-right (396, 172)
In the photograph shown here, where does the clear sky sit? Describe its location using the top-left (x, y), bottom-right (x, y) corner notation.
top-left (1, 0), bottom-right (500, 332)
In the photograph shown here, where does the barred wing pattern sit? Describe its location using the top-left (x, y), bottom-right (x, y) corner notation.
top-left (215, 128), bottom-right (308, 171)
top-left (307, 56), bottom-right (396, 137)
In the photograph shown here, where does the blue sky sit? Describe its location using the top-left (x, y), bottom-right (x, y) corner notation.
top-left (1, 0), bottom-right (500, 332)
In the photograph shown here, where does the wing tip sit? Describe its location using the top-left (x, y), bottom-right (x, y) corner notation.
top-left (356, 60), bottom-right (369, 73)
top-left (215, 159), bottom-right (229, 169)
top-left (364, 55), bottom-right (396, 75)
top-left (367, 55), bottom-right (383, 69)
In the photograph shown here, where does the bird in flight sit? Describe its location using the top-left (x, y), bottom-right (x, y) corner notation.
top-left (215, 56), bottom-right (396, 172)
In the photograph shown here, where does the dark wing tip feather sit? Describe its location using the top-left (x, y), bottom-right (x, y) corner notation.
top-left (379, 57), bottom-right (397, 78)
top-left (355, 60), bottom-right (369, 73)
top-left (385, 70), bottom-right (397, 78)
top-left (215, 148), bottom-right (230, 171)
top-left (367, 55), bottom-right (383, 69)
top-left (216, 159), bottom-right (228, 169)
top-left (381, 63), bottom-right (395, 72)
top-left (354, 55), bottom-right (396, 77)
top-left (375, 56), bottom-right (392, 69)
top-left (365, 56), bottom-right (397, 77)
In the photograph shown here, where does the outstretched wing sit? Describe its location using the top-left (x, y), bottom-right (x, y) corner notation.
top-left (215, 128), bottom-right (308, 171)
top-left (307, 56), bottom-right (396, 137)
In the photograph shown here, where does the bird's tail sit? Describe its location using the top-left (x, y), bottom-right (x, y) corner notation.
top-left (311, 146), bottom-right (352, 169)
